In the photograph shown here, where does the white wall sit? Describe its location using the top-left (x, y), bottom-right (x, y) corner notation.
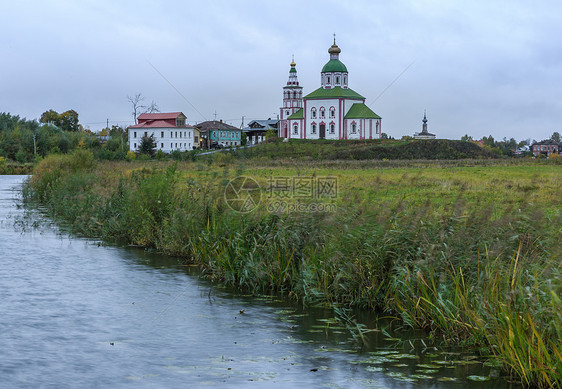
top-left (129, 127), bottom-right (194, 152)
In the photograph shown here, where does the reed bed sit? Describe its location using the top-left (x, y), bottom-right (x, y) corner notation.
top-left (23, 151), bottom-right (561, 387)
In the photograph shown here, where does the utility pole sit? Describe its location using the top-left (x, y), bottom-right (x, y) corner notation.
top-left (240, 115), bottom-right (245, 129)
top-left (106, 119), bottom-right (109, 135)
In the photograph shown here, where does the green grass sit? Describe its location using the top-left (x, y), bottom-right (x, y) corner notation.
top-left (23, 152), bottom-right (562, 387)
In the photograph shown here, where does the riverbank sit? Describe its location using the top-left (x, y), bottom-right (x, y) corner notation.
top-left (23, 151), bottom-right (561, 387)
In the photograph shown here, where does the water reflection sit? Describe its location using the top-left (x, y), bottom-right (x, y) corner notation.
top-left (0, 176), bottom-right (520, 388)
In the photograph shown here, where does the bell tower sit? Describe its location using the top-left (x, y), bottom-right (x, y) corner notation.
top-left (280, 57), bottom-right (303, 137)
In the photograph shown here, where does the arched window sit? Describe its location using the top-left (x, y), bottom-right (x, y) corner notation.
top-left (293, 124), bottom-right (298, 134)
top-left (343, 76), bottom-right (347, 85)
top-left (311, 108), bottom-right (317, 119)
top-left (312, 124), bottom-right (317, 134)
top-left (327, 76), bottom-right (331, 84)
top-left (330, 124), bottom-right (335, 134)
top-left (336, 76), bottom-right (340, 84)
top-left (329, 107), bottom-right (335, 118)
top-left (351, 123), bottom-right (357, 134)
top-left (320, 107), bottom-right (325, 119)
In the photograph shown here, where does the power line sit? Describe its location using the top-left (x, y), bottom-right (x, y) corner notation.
top-left (147, 60), bottom-right (208, 121)
top-left (368, 60), bottom-right (416, 107)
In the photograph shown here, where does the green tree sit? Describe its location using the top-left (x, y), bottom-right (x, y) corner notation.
top-left (39, 109), bottom-right (80, 131)
top-left (482, 135), bottom-right (495, 147)
top-left (551, 131), bottom-right (561, 143)
top-left (139, 134), bottom-right (156, 157)
top-left (59, 110), bottom-right (79, 132)
top-left (40, 109), bottom-right (59, 125)
top-left (460, 134), bottom-right (473, 141)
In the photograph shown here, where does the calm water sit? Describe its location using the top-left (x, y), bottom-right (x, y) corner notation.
top-left (0, 175), bottom-right (521, 388)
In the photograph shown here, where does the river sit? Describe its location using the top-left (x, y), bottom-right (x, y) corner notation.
top-left (0, 175), bottom-right (521, 388)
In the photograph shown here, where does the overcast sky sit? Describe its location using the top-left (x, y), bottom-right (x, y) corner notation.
top-left (2, 0), bottom-right (561, 141)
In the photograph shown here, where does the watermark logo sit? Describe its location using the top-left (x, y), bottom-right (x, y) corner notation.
top-left (224, 176), bottom-right (262, 213)
top-left (225, 175), bottom-right (338, 213)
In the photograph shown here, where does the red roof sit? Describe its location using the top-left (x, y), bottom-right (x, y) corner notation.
top-left (129, 111), bottom-right (193, 129)
top-left (137, 112), bottom-right (184, 120)
top-left (129, 120), bottom-right (194, 129)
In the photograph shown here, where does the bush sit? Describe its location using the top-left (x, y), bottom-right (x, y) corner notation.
top-left (28, 149), bottom-right (95, 201)
top-left (155, 149), bottom-right (166, 160)
top-left (126, 150), bottom-right (136, 161)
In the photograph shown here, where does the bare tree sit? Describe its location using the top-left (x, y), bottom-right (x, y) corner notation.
top-left (127, 93), bottom-right (146, 124)
top-left (146, 100), bottom-right (160, 114)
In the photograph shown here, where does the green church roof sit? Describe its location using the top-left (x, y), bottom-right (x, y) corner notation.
top-left (289, 67), bottom-right (297, 73)
top-left (304, 86), bottom-right (364, 100)
top-left (287, 108), bottom-right (304, 120)
top-left (344, 103), bottom-right (381, 119)
top-left (321, 59), bottom-right (348, 73)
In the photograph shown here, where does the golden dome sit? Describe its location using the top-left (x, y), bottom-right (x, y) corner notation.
top-left (328, 43), bottom-right (341, 55)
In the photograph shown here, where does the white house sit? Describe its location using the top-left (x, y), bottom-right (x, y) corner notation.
top-left (129, 112), bottom-right (194, 152)
top-left (279, 39), bottom-right (382, 140)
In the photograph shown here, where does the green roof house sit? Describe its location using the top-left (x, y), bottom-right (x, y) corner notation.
top-left (279, 37), bottom-right (382, 140)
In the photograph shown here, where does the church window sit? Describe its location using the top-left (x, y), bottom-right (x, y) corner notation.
top-left (329, 107), bottom-right (335, 118)
top-left (320, 107), bottom-right (325, 119)
top-left (330, 124), bottom-right (335, 134)
top-left (312, 124), bottom-right (317, 134)
top-left (293, 124), bottom-right (298, 134)
top-left (161, 131), bottom-right (164, 138)
top-left (134, 132), bottom-right (137, 138)
top-left (161, 143), bottom-right (164, 148)
top-left (343, 76), bottom-right (347, 85)
top-left (351, 123), bottom-right (357, 134)
top-left (327, 76), bottom-right (331, 84)
top-left (286, 110), bottom-right (289, 116)
top-left (311, 108), bottom-right (317, 119)
top-left (336, 76), bottom-right (340, 84)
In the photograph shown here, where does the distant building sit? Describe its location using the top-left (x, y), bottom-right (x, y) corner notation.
top-left (243, 119), bottom-right (279, 145)
top-left (129, 112), bottom-right (194, 152)
top-left (195, 120), bottom-right (241, 148)
top-left (531, 139), bottom-right (561, 156)
top-left (279, 39), bottom-right (382, 140)
top-left (413, 112), bottom-right (436, 139)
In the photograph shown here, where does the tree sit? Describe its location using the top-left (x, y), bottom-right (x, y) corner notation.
top-left (139, 134), bottom-right (156, 157)
top-left (482, 135), bottom-right (495, 147)
top-left (39, 109), bottom-right (79, 131)
top-left (146, 100), bottom-right (160, 114)
top-left (59, 110), bottom-right (79, 132)
top-left (551, 131), bottom-right (561, 143)
top-left (460, 134), bottom-right (473, 142)
top-left (40, 109), bottom-right (59, 125)
top-left (381, 132), bottom-right (389, 139)
top-left (127, 93), bottom-right (146, 124)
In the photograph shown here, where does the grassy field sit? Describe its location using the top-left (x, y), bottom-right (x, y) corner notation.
top-left (24, 151), bottom-right (561, 387)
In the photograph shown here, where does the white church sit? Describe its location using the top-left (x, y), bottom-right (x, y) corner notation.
top-left (279, 39), bottom-right (382, 140)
